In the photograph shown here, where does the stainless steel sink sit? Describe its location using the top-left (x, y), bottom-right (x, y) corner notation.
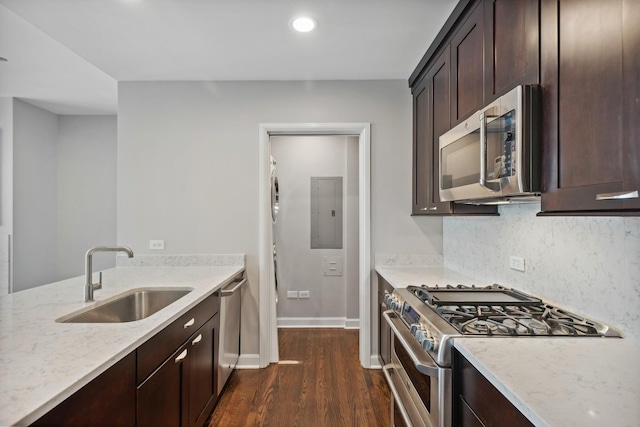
top-left (57, 288), bottom-right (193, 323)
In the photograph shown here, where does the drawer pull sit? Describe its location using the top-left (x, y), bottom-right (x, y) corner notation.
top-left (184, 318), bottom-right (195, 328)
top-left (175, 349), bottom-right (188, 363)
top-left (428, 207), bottom-right (438, 211)
top-left (596, 190), bottom-right (638, 201)
top-left (192, 334), bottom-right (203, 345)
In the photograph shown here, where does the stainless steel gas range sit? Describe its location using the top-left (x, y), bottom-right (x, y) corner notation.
top-left (381, 284), bottom-right (621, 427)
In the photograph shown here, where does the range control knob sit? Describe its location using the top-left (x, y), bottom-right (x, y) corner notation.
top-left (410, 324), bottom-right (420, 336)
top-left (416, 329), bottom-right (426, 343)
top-left (384, 293), bottom-right (392, 306)
top-left (391, 300), bottom-right (400, 311)
top-left (422, 337), bottom-right (437, 351)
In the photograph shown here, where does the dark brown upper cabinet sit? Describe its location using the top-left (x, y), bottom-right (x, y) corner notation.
top-left (539, 0), bottom-right (640, 215)
top-left (484, 0), bottom-right (539, 103)
top-left (412, 45), bottom-right (497, 216)
top-left (450, 1), bottom-right (485, 126)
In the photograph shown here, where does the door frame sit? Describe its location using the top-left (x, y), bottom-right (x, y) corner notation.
top-left (258, 123), bottom-right (371, 368)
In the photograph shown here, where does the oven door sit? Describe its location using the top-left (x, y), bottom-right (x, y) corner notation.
top-left (383, 311), bottom-right (451, 427)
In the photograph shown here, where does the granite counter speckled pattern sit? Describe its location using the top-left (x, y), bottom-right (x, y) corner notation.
top-left (0, 263), bottom-right (244, 426)
top-left (454, 338), bottom-right (640, 427)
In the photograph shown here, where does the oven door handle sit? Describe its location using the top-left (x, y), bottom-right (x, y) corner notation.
top-left (383, 310), bottom-right (440, 377)
top-left (382, 363), bottom-right (415, 427)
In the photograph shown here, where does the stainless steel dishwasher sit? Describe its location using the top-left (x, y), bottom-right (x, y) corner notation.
top-left (217, 273), bottom-right (247, 394)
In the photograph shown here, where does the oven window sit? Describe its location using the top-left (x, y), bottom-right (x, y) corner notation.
top-left (394, 336), bottom-right (431, 412)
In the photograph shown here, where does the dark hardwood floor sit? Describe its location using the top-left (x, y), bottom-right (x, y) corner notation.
top-left (208, 328), bottom-right (391, 427)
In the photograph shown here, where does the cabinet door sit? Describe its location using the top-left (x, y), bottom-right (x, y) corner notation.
top-left (451, 1), bottom-right (485, 126)
top-left (31, 352), bottom-right (136, 427)
top-left (427, 46), bottom-right (455, 214)
top-left (484, 0), bottom-right (539, 102)
top-left (412, 76), bottom-right (431, 214)
top-left (540, 0), bottom-right (640, 214)
top-left (137, 343), bottom-right (190, 427)
top-left (412, 44), bottom-right (497, 216)
top-left (189, 313), bottom-right (219, 427)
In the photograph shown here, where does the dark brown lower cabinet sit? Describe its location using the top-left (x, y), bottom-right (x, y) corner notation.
top-left (453, 349), bottom-right (533, 427)
top-left (31, 352), bottom-right (136, 427)
top-left (190, 313), bottom-right (220, 427)
top-left (137, 311), bottom-right (220, 427)
top-left (377, 274), bottom-right (393, 366)
top-left (30, 289), bottom-right (223, 427)
top-left (137, 342), bottom-right (190, 427)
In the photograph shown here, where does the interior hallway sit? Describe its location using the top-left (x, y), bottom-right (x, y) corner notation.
top-left (209, 328), bottom-right (390, 426)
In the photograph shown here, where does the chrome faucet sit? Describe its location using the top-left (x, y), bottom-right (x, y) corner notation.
top-left (85, 246), bottom-right (134, 302)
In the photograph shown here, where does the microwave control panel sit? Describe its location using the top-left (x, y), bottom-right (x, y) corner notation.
top-left (493, 110), bottom-right (516, 179)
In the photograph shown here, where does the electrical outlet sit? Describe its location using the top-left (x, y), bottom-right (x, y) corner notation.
top-left (287, 290), bottom-right (298, 299)
top-left (509, 255), bottom-right (525, 272)
top-left (299, 290), bottom-right (310, 299)
top-left (149, 240), bottom-right (165, 250)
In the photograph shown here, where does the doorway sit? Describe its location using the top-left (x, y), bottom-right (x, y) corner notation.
top-left (271, 135), bottom-right (359, 329)
top-left (258, 123), bottom-right (371, 368)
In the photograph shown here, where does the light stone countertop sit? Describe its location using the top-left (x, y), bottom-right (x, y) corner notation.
top-left (454, 338), bottom-right (640, 427)
top-left (0, 264), bottom-right (244, 426)
top-left (375, 265), bottom-right (492, 289)
top-left (375, 264), bottom-right (640, 427)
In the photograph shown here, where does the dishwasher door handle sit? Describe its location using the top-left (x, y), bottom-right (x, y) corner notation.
top-left (222, 277), bottom-right (247, 297)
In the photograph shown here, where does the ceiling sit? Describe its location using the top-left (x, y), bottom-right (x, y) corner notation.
top-left (0, 0), bottom-right (458, 114)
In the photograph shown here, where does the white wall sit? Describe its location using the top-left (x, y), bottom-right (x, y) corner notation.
top-left (12, 98), bottom-right (58, 292)
top-left (443, 203), bottom-right (640, 342)
top-left (57, 115), bottom-right (118, 279)
top-left (0, 98), bottom-right (13, 295)
top-left (117, 80), bottom-right (443, 356)
top-left (8, 99), bottom-right (117, 292)
top-left (271, 135), bottom-right (359, 326)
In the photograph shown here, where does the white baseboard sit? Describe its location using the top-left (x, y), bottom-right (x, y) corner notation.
top-left (277, 317), bottom-right (361, 329)
top-left (369, 355), bottom-right (383, 369)
top-left (344, 318), bottom-right (360, 329)
top-left (236, 354), bottom-right (261, 369)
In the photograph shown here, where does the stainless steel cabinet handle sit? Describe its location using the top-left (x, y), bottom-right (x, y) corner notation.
top-left (184, 318), bottom-right (195, 328)
top-left (596, 190), bottom-right (639, 201)
top-left (222, 278), bottom-right (247, 297)
top-left (420, 207), bottom-right (429, 211)
top-left (191, 334), bottom-right (202, 345)
top-left (428, 207), bottom-right (438, 211)
top-left (175, 349), bottom-right (188, 363)
top-left (382, 364), bottom-right (414, 427)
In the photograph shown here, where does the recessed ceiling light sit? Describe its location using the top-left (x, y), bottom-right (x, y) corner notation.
top-left (290, 16), bottom-right (317, 33)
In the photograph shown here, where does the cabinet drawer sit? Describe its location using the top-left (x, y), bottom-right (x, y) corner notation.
top-left (137, 292), bottom-right (219, 384)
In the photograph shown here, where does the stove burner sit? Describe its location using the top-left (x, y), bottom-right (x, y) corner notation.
top-left (409, 284), bottom-right (613, 338)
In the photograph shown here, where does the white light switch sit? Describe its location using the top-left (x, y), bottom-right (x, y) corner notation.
top-left (322, 256), bottom-right (343, 276)
top-left (287, 290), bottom-right (298, 299)
top-left (149, 240), bottom-right (165, 250)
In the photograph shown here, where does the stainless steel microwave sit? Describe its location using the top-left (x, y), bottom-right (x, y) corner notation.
top-left (439, 85), bottom-right (541, 204)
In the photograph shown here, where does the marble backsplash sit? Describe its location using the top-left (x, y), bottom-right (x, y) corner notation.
top-left (443, 203), bottom-right (640, 342)
top-left (116, 254), bottom-right (245, 267)
top-left (374, 253), bottom-right (444, 267)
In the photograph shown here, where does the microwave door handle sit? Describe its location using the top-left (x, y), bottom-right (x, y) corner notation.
top-left (479, 111), bottom-right (501, 192)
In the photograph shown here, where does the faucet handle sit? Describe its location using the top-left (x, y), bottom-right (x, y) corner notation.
top-left (93, 272), bottom-right (103, 291)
